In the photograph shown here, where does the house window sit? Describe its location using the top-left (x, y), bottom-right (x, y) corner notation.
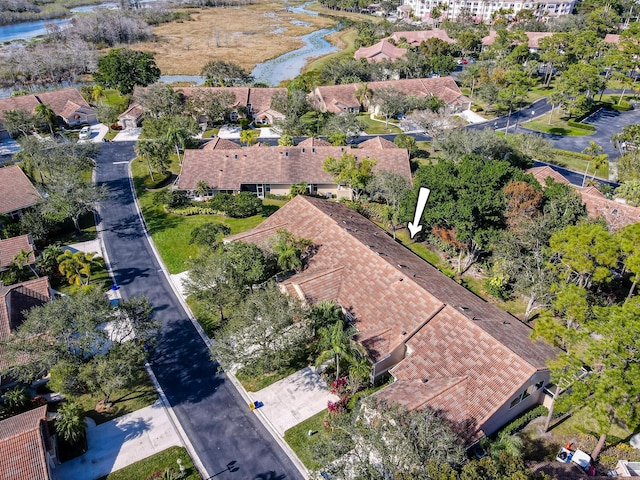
top-left (509, 397), bottom-right (521, 408)
top-left (308, 184), bottom-right (318, 195)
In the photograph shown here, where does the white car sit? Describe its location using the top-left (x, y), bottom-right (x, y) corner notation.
top-left (79, 126), bottom-right (91, 140)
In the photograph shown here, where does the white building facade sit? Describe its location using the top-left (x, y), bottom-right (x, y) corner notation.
top-left (402, 0), bottom-right (577, 22)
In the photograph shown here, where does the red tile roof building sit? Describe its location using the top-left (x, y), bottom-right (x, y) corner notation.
top-left (310, 77), bottom-right (470, 114)
top-left (0, 165), bottom-right (42, 217)
top-left (0, 235), bottom-right (35, 271)
top-left (0, 88), bottom-right (95, 138)
top-left (0, 405), bottom-right (56, 480)
top-left (177, 136), bottom-right (411, 200)
top-left (354, 40), bottom-right (408, 63)
top-left (528, 166), bottom-right (640, 231)
top-left (228, 196), bottom-right (558, 443)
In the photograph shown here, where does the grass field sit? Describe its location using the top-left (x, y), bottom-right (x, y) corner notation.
top-left (522, 109), bottom-right (594, 136)
top-left (74, 367), bottom-right (157, 424)
top-left (304, 28), bottom-right (358, 73)
top-left (131, 158), bottom-right (286, 273)
top-left (130, 2), bottom-right (337, 75)
top-left (548, 148), bottom-right (609, 179)
top-left (284, 410), bottom-right (329, 471)
top-left (357, 114), bottom-right (401, 134)
top-left (98, 446), bottom-right (200, 480)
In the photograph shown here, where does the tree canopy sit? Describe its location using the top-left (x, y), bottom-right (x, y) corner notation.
top-left (94, 48), bottom-right (160, 95)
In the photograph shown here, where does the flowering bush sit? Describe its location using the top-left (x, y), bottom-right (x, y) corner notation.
top-left (330, 376), bottom-right (348, 395)
top-left (327, 400), bottom-right (345, 415)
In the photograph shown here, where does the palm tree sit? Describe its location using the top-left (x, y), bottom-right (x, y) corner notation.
top-left (547, 91), bottom-right (565, 125)
top-left (489, 431), bottom-right (524, 461)
top-left (57, 250), bottom-right (102, 286)
top-left (92, 85), bottom-right (105, 105)
top-left (310, 301), bottom-right (344, 337)
top-left (56, 401), bottom-right (86, 444)
top-left (195, 180), bottom-right (210, 199)
top-left (315, 319), bottom-right (356, 381)
top-left (582, 141), bottom-right (606, 185)
top-left (165, 126), bottom-right (190, 165)
top-left (2, 387), bottom-right (30, 414)
top-left (35, 102), bottom-right (57, 135)
top-left (240, 129), bottom-right (259, 147)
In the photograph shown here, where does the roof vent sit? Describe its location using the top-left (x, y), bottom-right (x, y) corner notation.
top-left (234, 154), bottom-right (238, 159)
top-left (285, 151), bottom-right (289, 157)
top-left (397, 264), bottom-right (407, 268)
top-left (312, 148), bottom-right (315, 153)
top-left (377, 252), bottom-right (386, 256)
top-left (344, 227), bottom-right (352, 232)
top-left (503, 320), bottom-right (511, 325)
top-left (401, 331), bottom-right (407, 335)
top-left (421, 378), bottom-right (429, 383)
top-left (459, 306), bottom-right (470, 311)
top-left (367, 244), bottom-right (376, 248)
top-left (342, 220), bottom-right (348, 224)
top-left (472, 316), bottom-right (480, 321)
top-left (302, 148), bottom-right (306, 153)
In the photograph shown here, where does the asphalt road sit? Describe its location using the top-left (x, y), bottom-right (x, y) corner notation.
top-left (94, 142), bottom-right (303, 480)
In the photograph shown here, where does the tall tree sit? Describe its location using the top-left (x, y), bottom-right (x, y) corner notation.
top-left (581, 141), bottom-right (607, 184)
top-left (35, 103), bottom-right (57, 135)
top-left (366, 171), bottom-right (411, 239)
top-left (137, 83), bottom-right (184, 119)
top-left (135, 139), bottom-right (171, 181)
top-left (323, 151), bottom-right (376, 201)
top-left (201, 60), bottom-right (253, 87)
top-left (2, 109), bottom-right (38, 138)
top-left (185, 89), bottom-right (235, 126)
top-left (372, 87), bottom-right (407, 128)
top-left (616, 222), bottom-right (640, 297)
top-left (94, 48), bottom-right (160, 95)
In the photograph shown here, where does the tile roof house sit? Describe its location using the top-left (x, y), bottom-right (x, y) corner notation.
top-left (386, 29), bottom-right (456, 47)
top-left (227, 196), bottom-right (559, 444)
top-left (0, 165), bottom-right (42, 218)
top-left (132, 86), bottom-right (287, 125)
top-left (0, 88), bottom-right (95, 139)
top-left (527, 166), bottom-right (640, 230)
top-left (310, 77), bottom-right (470, 114)
top-left (354, 40), bottom-right (408, 63)
top-left (176, 136), bottom-right (411, 200)
top-left (482, 31), bottom-right (555, 52)
top-left (117, 103), bottom-right (145, 129)
top-left (200, 136), bottom-right (241, 151)
top-left (0, 235), bottom-right (35, 272)
top-left (0, 405), bottom-right (57, 480)
top-left (0, 277), bottom-right (52, 385)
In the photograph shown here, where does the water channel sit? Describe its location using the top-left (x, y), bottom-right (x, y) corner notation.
top-left (0, 1), bottom-right (338, 91)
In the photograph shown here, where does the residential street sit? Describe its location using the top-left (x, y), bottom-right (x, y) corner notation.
top-left (94, 142), bottom-right (303, 480)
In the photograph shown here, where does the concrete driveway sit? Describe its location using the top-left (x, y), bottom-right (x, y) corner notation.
top-left (53, 401), bottom-right (181, 480)
top-left (249, 367), bottom-right (339, 436)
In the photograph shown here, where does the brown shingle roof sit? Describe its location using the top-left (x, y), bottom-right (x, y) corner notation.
top-left (312, 77), bottom-right (466, 114)
top-left (0, 277), bottom-right (51, 340)
top-left (201, 136), bottom-right (241, 151)
top-left (0, 405), bottom-right (50, 480)
top-left (377, 305), bottom-right (537, 442)
top-left (118, 103), bottom-right (144, 121)
top-left (177, 139), bottom-right (412, 191)
top-left (228, 196), bottom-right (558, 368)
top-left (527, 166), bottom-right (640, 230)
top-left (0, 235), bottom-right (35, 270)
top-left (0, 165), bottom-right (42, 215)
top-left (354, 40), bottom-right (408, 62)
top-left (0, 88), bottom-right (90, 124)
top-left (297, 137), bottom-right (333, 148)
top-left (229, 196), bottom-right (558, 442)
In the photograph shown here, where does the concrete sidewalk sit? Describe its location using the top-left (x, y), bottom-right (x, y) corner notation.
top-left (249, 367), bottom-right (339, 436)
top-left (53, 400), bottom-right (182, 480)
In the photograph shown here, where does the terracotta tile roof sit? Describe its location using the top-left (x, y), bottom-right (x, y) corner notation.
top-left (527, 166), bottom-right (640, 230)
top-left (0, 165), bottom-right (42, 215)
top-left (579, 190), bottom-right (640, 231)
top-left (377, 305), bottom-right (537, 442)
top-left (118, 103), bottom-right (144, 120)
top-left (0, 88), bottom-right (90, 123)
top-left (0, 405), bottom-right (50, 480)
top-left (297, 137), bottom-right (332, 148)
top-left (177, 139), bottom-right (411, 191)
top-left (201, 136), bottom-right (240, 151)
top-left (482, 31), bottom-right (554, 49)
top-left (228, 196), bottom-right (558, 369)
top-left (354, 40), bottom-right (408, 63)
top-left (311, 77), bottom-right (466, 114)
top-left (0, 277), bottom-right (51, 340)
top-left (0, 235), bottom-right (35, 270)
top-left (604, 33), bottom-right (620, 44)
top-left (387, 29), bottom-right (455, 46)
top-left (527, 166), bottom-right (571, 186)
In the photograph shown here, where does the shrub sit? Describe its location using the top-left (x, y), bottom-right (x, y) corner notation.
top-left (109, 124), bottom-right (123, 131)
top-left (225, 192), bottom-right (262, 218)
top-left (610, 101), bottom-right (632, 111)
top-left (567, 120), bottom-right (596, 131)
top-left (166, 206), bottom-right (216, 216)
top-left (500, 405), bottom-right (548, 437)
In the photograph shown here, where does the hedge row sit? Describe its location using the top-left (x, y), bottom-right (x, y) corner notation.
top-left (609, 101), bottom-right (633, 111)
top-left (567, 120), bottom-right (596, 131)
top-left (500, 405), bottom-right (549, 437)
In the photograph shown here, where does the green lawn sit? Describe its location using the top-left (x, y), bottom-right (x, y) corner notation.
top-left (357, 114), bottom-right (401, 135)
top-left (284, 409), bottom-right (330, 471)
top-left (73, 367), bottom-right (157, 425)
top-left (202, 127), bottom-right (220, 138)
top-left (548, 148), bottom-right (609, 179)
top-left (304, 28), bottom-right (358, 73)
top-left (98, 446), bottom-right (200, 480)
top-left (131, 159), bottom-right (287, 273)
top-left (236, 364), bottom-right (303, 392)
top-left (521, 110), bottom-right (593, 136)
top-left (101, 89), bottom-right (130, 112)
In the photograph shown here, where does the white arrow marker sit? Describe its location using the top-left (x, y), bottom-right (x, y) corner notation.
top-left (408, 187), bottom-right (430, 239)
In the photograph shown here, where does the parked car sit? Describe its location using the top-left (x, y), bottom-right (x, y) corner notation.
top-left (79, 126), bottom-right (91, 140)
top-left (457, 59), bottom-right (468, 65)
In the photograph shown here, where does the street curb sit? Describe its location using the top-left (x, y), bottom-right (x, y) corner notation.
top-left (124, 160), bottom-right (309, 480)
